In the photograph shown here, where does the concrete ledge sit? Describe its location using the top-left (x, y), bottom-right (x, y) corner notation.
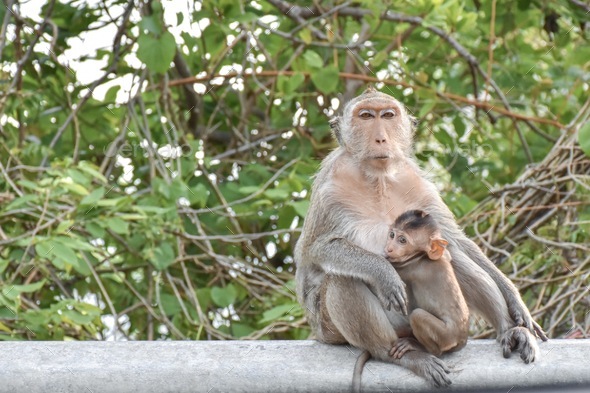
top-left (0, 339), bottom-right (588, 392)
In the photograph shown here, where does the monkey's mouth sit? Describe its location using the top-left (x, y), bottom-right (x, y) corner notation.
top-left (372, 155), bottom-right (391, 160)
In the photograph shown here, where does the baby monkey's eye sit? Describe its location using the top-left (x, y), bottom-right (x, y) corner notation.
top-left (398, 236), bottom-right (407, 244)
top-left (389, 231), bottom-right (395, 239)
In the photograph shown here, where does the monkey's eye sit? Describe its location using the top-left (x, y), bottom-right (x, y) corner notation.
top-left (389, 231), bottom-right (395, 239)
top-left (358, 109), bottom-right (374, 119)
top-left (381, 109), bottom-right (396, 118)
top-left (398, 236), bottom-right (407, 245)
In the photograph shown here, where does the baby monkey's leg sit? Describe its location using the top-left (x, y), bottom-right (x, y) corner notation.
top-left (410, 308), bottom-right (460, 356)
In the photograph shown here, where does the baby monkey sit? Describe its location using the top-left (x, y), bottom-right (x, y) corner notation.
top-left (352, 210), bottom-right (465, 392)
top-left (385, 210), bottom-right (469, 358)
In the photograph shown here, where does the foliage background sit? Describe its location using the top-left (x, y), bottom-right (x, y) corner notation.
top-left (0, 0), bottom-right (589, 341)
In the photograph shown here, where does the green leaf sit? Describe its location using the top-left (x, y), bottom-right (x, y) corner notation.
top-left (35, 241), bottom-right (54, 259)
top-left (55, 220), bottom-right (73, 234)
top-left (371, 51), bottom-right (388, 67)
top-left (298, 28), bottom-right (312, 44)
top-left (453, 116), bottom-right (466, 138)
top-left (150, 243), bottom-right (176, 270)
top-left (211, 285), bottom-right (238, 308)
top-left (105, 217), bottom-right (129, 235)
top-left (418, 100), bottom-right (436, 118)
top-left (231, 322), bottom-right (255, 338)
top-left (137, 31), bottom-right (176, 74)
top-left (578, 121), bottom-right (590, 158)
top-left (0, 258), bottom-right (8, 274)
top-left (433, 128), bottom-right (453, 147)
top-left (104, 85), bottom-right (121, 102)
top-left (139, 15), bottom-right (162, 35)
top-left (77, 162), bottom-right (108, 184)
top-left (310, 66), bottom-right (339, 94)
top-left (17, 180), bottom-right (43, 192)
top-left (264, 188), bottom-right (289, 200)
top-left (54, 236), bottom-right (94, 252)
top-left (85, 221), bottom-right (106, 238)
top-left (289, 73), bottom-right (305, 92)
top-left (187, 183), bottom-right (209, 207)
top-left (151, 0), bottom-right (163, 15)
top-left (51, 242), bottom-right (79, 266)
top-left (80, 187), bottom-right (105, 206)
top-left (303, 50), bottom-right (323, 68)
top-left (133, 205), bottom-right (174, 215)
top-left (158, 293), bottom-right (183, 316)
top-left (289, 200), bottom-right (309, 217)
top-left (235, 12), bottom-right (258, 23)
top-left (259, 303), bottom-right (297, 324)
top-left (2, 280), bottom-right (46, 299)
top-left (3, 195), bottom-right (38, 210)
top-left (196, 288), bottom-right (211, 309)
top-left (96, 198), bottom-right (123, 207)
top-left (60, 181), bottom-right (89, 196)
top-left (238, 185), bottom-right (260, 194)
top-left (61, 310), bottom-right (95, 325)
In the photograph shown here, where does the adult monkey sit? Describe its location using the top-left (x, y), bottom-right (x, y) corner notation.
top-left (294, 87), bottom-right (547, 386)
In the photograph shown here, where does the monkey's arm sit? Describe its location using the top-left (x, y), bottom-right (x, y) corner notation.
top-left (457, 236), bottom-right (547, 340)
top-left (309, 236), bottom-right (408, 315)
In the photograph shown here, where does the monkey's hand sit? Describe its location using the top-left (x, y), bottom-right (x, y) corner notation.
top-left (373, 271), bottom-right (408, 316)
top-left (507, 299), bottom-right (548, 341)
top-left (501, 326), bottom-right (539, 364)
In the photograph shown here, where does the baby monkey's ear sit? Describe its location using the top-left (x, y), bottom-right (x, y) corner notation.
top-left (427, 237), bottom-right (449, 260)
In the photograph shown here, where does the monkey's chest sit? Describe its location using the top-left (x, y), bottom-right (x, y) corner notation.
top-left (340, 191), bottom-right (413, 224)
top-left (336, 198), bottom-right (409, 255)
top-left (332, 174), bottom-right (426, 253)
top-left (345, 217), bottom-right (390, 255)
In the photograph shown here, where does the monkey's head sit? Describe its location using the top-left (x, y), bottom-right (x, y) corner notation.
top-left (385, 210), bottom-right (449, 263)
top-left (331, 87), bottom-right (415, 169)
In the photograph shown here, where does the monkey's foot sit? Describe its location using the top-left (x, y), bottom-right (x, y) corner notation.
top-left (398, 351), bottom-right (452, 388)
top-left (501, 326), bottom-right (539, 364)
top-left (389, 337), bottom-right (419, 359)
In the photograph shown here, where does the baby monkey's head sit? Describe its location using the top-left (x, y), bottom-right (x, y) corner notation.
top-left (385, 210), bottom-right (449, 263)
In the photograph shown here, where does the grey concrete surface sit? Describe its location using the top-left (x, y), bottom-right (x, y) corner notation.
top-left (0, 339), bottom-right (588, 392)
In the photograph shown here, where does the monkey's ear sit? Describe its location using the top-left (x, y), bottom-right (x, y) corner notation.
top-left (427, 237), bottom-right (449, 260)
top-left (329, 116), bottom-right (345, 146)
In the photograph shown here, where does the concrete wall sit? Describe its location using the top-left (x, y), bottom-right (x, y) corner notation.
top-left (0, 339), bottom-right (588, 392)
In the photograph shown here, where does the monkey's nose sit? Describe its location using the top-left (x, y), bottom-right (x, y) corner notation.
top-left (375, 138), bottom-right (387, 144)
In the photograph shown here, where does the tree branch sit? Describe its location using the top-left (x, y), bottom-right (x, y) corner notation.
top-left (168, 71), bottom-right (565, 129)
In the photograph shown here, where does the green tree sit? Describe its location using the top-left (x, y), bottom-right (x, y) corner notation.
top-left (0, 0), bottom-right (589, 341)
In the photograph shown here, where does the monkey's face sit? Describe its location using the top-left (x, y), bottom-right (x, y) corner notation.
top-left (385, 227), bottom-right (420, 262)
top-left (341, 92), bottom-right (413, 168)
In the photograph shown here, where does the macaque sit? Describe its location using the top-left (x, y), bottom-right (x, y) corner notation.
top-left (353, 210), bottom-right (468, 391)
top-left (385, 210), bottom-right (469, 358)
top-left (295, 87), bottom-right (545, 389)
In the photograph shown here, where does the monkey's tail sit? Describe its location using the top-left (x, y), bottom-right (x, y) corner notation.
top-left (352, 350), bottom-right (371, 393)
